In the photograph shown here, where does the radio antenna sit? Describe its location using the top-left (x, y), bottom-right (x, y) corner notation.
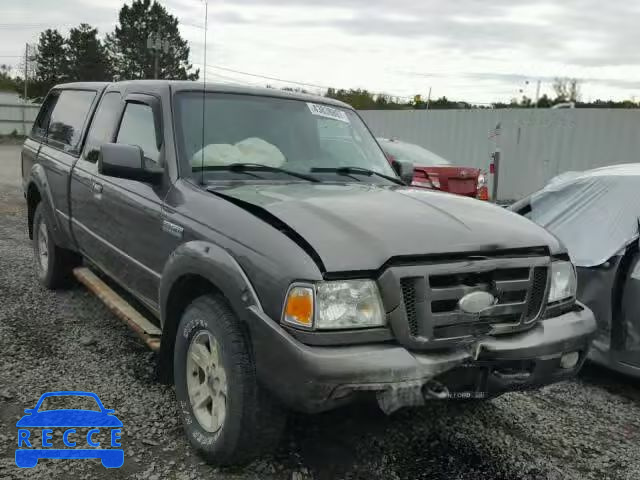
top-left (200, 0), bottom-right (208, 184)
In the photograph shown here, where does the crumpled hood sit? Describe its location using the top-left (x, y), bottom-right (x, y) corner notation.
top-left (210, 183), bottom-right (563, 272)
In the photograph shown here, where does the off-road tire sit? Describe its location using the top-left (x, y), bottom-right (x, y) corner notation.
top-left (174, 294), bottom-right (286, 465)
top-left (32, 203), bottom-right (80, 289)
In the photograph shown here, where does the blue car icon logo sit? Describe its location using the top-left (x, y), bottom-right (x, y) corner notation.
top-left (15, 391), bottom-right (123, 468)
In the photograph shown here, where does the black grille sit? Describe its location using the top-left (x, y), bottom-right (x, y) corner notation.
top-left (398, 260), bottom-right (549, 346)
top-left (524, 267), bottom-right (547, 322)
top-left (400, 278), bottom-right (419, 336)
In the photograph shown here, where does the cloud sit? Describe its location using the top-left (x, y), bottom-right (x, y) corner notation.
top-left (1, 0), bottom-right (638, 102)
top-left (203, 0), bottom-right (640, 68)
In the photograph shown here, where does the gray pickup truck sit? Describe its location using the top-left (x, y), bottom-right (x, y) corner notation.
top-left (22, 80), bottom-right (596, 465)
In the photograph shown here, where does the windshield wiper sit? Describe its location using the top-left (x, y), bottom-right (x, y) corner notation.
top-left (194, 162), bottom-right (320, 183)
top-left (310, 166), bottom-right (405, 185)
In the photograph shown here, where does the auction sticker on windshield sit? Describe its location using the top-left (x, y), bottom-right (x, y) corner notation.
top-left (307, 102), bottom-right (350, 123)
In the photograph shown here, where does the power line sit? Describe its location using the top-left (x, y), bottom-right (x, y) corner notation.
top-left (0, 19), bottom-right (198, 30)
top-left (207, 64), bottom-right (333, 90)
top-left (204, 67), bottom-right (312, 89)
top-left (0, 24), bottom-right (58, 28)
top-left (206, 71), bottom-right (264, 87)
top-left (205, 64), bottom-right (414, 100)
top-left (0, 23), bottom-right (112, 29)
top-left (0, 22), bottom-right (454, 104)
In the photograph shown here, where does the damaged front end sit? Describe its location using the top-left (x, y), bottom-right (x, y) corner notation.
top-left (332, 309), bottom-right (594, 414)
top-left (248, 250), bottom-right (597, 414)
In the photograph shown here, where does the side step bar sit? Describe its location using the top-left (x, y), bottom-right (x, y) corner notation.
top-left (73, 267), bottom-right (161, 352)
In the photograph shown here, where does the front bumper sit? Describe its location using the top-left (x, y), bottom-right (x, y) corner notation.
top-left (246, 303), bottom-right (596, 413)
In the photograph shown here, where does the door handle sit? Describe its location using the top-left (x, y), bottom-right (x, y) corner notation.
top-left (92, 182), bottom-right (103, 194)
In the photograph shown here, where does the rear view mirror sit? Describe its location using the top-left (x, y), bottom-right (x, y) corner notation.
top-left (98, 143), bottom-right (162, 184)
top-left (392, 160), bottom-right (415, 185)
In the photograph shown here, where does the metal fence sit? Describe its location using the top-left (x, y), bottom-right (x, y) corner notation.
top-left (360, 109), bottom-right (640, 201)
top-left (3, 100), bottom-right (639, 201)
top-left (0, 103), bottom-right (39, 136)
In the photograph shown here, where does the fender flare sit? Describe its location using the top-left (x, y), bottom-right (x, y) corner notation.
top-left (26, 165), bottom-right (68, 248)
top-left (156, 241), bottom-right (264, 382)
top-left (159, 240), bottom-right (263, 329)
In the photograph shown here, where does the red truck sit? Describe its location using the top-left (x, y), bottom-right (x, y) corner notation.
top-left (378, 137), bottom-right (489, 200)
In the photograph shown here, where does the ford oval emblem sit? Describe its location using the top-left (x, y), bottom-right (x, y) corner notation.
top-left (458, 291), bottom-right (496, 314)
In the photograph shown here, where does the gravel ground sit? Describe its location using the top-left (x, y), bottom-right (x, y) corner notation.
top-left (1, 145), bottom-right (640, 479)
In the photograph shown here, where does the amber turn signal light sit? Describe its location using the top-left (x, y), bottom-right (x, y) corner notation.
top-left (283, 286), bottom-right (314, 328)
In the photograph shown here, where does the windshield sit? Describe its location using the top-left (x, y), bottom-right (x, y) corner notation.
top-left (175, 92), bottom-right (396, 182)
top-left (379, 140), bottom-right (451, 166)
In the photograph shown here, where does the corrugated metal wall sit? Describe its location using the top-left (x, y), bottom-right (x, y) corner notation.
top-left (3, 100), bottom-right (639, 200)
top-left (0, 101), bottom-right (39, 135)
top-left (360, 109), bottom-right (640, 200)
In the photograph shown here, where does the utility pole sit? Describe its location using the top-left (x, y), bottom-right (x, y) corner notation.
top-left (426, 86), bottom-right (432, 110)
top-left (146, 34), bottom-right (170, 79)
top-left (489, 122), bottom-right (501, 202)
top-left (23, 43), bottom-right (28, 135)
top-left (203, 0), bottom-right (208, 84)
top-left (154, 45), bottom-right (159, 79)
top-left (200, 0), bottom-right (208, 184)
top-left (534, 80), bottom-right (541, 108)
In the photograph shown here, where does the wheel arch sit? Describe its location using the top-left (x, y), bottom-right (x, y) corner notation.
top-left (25, 166), bottom-right (68, 248)
top-left (157, 241), bottom-right (263, 383)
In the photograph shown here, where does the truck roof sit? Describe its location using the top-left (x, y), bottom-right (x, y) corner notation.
top-left (53, 80), bottom-right (353, 110)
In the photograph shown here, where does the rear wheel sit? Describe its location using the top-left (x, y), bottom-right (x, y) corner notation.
top-left (173, 294), bottom-right (286, 465)
top-left (32, 203), bottom-right (80, 289)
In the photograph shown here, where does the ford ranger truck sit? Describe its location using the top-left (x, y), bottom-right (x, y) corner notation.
top-left (22, 81), bottom-right (597, 465)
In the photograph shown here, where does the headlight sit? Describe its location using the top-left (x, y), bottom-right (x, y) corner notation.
top-left (316, 280), bottom-right (386, 329)
top-left (282, 280), bottom-right (386, 330)
top-left (548, 261), bottom-right (577, 303)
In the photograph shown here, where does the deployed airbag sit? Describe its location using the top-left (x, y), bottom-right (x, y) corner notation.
top-left (191, 137), bottom-right (286, 168)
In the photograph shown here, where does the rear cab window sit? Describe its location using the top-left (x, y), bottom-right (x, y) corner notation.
top-left (45, 89), bottom-right (97, 154)
top-left (31, 93), bottom-right (59, 141)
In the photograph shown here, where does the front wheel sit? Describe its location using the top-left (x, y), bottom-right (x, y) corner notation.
top-left (173, 294), bottom-right (286, 465)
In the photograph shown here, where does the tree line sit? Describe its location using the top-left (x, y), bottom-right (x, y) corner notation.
top-left (1, 0), bottom-right (638, 109)
top-left (324, 78), bottom-right (640, 110)
top-left (12, 0), bottom-right (197, 101)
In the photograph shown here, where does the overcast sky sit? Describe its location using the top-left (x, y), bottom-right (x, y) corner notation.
top-left (2, 0), bottom-right (639, 103)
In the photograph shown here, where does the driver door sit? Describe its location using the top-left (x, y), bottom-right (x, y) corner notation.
top-left (91, 94), bottom-right (171, 310)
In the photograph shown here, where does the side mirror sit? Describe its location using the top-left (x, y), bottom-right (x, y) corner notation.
top-left (98, 143), bottom-right (162, 184)
top-left (24, 409), bottom-right (34, 414)
top-left (392, 160), bottom-right (415, 185)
